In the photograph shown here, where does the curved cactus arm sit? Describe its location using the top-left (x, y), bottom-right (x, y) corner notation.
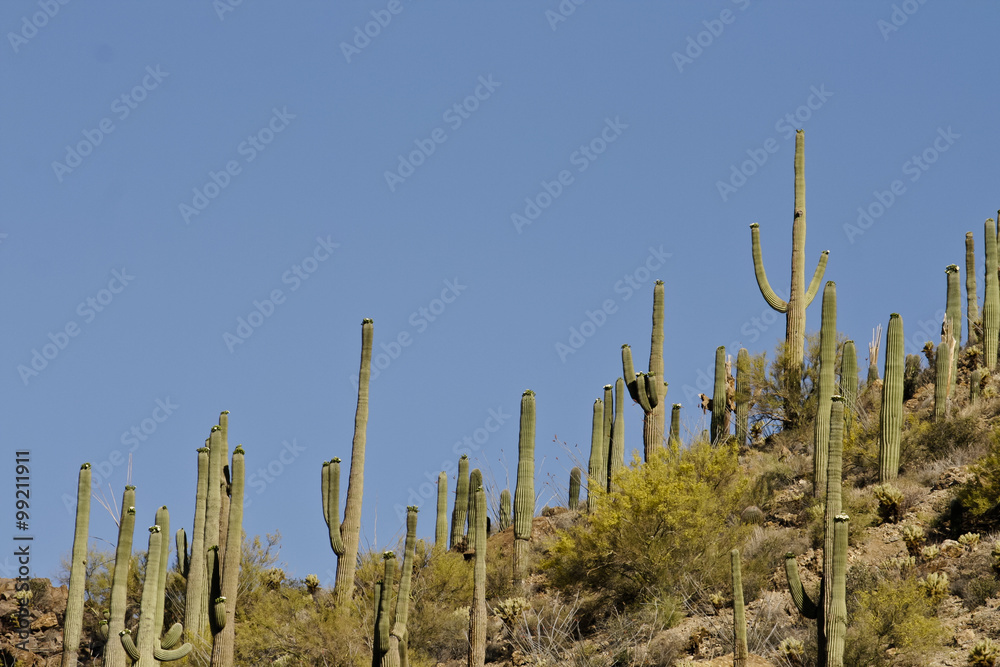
top-left (803, 251), bottom-right (831, 306)
top-left (211, 596), bottom-right (227, 633)
top-left (98, 620), bottom-right (110, 642)
top-left (154, 643), bottom-right (194, 662)
top-left (160, 622), bottom-right (184, 650)
top-left (621, 345), bottom-right (639, 403)
top-left (325, 458), bottom-right (345, 555)
top-left (784, 553), bottom-right (818, 619)
top-left (750, 223), bottom-right (790, 313)
top-left (634, 373), bottom-right (656, 413)
top-left (119, 630), bottom-right (141, 662)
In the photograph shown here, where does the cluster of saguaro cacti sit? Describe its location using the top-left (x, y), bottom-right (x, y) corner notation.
top-left (468, 486), bottom-right (488, 667)
top-left (878, 315), bottom-right (904, 483)
top-left (620, 280), bottom-right (668, 460)
top-left (323, 318), bottom-right (373, 606)
top-left (512, 389), bottom-right (536, 586)
top-left (60, 463), bottom-right (91, 667)
top-left (813, 282), bottom-right (838, 498)
top-left (785, 396), bottom-right (849, 667)
top-left (372, 506), bottom-right (419, 667)
top-left (749, 129), bottom-right (830, 428)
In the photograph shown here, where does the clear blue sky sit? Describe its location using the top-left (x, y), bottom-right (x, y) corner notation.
top-left (2, 1), bottom-right (997, 584)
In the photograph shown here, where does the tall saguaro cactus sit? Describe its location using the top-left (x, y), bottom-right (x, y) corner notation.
top-left (586, 396), bottom-right (605, 511)
top-left (813, 282), bottom-right (837, 499)
top-left (61, 463), bottom-right (91, 667)
top-left (184, 445), bottom-right (209, 640)
top-left (435, 472), bottom-right (447, 549)
top-left (327, 318), bottom-right (373, 606)
top-left (372, 553), bottom-right (396, 667)
top-left (210, 440), bottom-right (245, 667)
top-left (468, 487), bottom-right (488, 667)
top-left (840, 341), bottom-right (858, 438)
top-left (466, 469), bottom-right (483, 553)
top-left (607, 379), bottom-right (626, 490)
top-left (450, 455), bottom-right (470, 550)
top-left (984, 219), bottom-right (999, 370)
top-left (749, 130), bottom-right (830, 426)
top-left (735, 348), bottom-right (751, 447)
top-left (387, 506), bottom-right (418, 667)
top-left (879, 314), bottom-right (904, 483)
top-left (103, 486), bottom-right (137, 667)
top-left (710, 346), bottom-right (728, 444)
top-left (568, 467), bottom-right (581, 511)
top-left (512, 390), bottom-right (536, 587)
top-left (967, 232), bottom-right (979, 346)
top-left (621, 280), bottom-right (668, 460)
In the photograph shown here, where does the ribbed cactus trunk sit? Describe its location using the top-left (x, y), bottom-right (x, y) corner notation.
top-left (335, 318), bottom-right (373, 607)
top-left (201, 425), bottom-right (224, 633)
top-left (749, 130), bottom-right (829, 428)
top-left (498, 489), bottom-right (511, 532)
top-left (826, 515), bottom-right (849, 667)
top-left (946, 263), bottom-right (962, 352)
top-left (934, 317), bottom-right (957, 423)
top-left (568, 467), bottom-right (581, 511)
top-left (967, 232), bottom-right (979, 346)
top-left (210, 443), bottom-right (245, 667)
top-left (813, 282), bottom-right (837, 498)
top-left (669, 404), bottom-right (681, 449)
top-left (136, 526), bottom-right (163, 667)
top-left (735, 348), bottom-right (750, 447)
top-left (984, 219), bottom-right (999, 370)
top-left (586, 397), bottom-right (605, 511)
top-left (372, 553), bottom-right (396, 667)
top-left (711, 346), bottom-right (728, 444)
top-left (466, 469), bottom-right (483, 553)
top-left (512, 390), bottom-right (536, 587)
top-left (468, 487), bottom-right (487, 667)
top-left (104, 486), bottom-right (136, 667)
top-left (840, 341), bottom-right (858, 438)
top-left (185, 446), bottom-right (209, 640)
top-left (450, 455), bottom-right (470, 550)
top-left (388, 507), bottom-right (418, 667)
top-left (435, 472), bottom-right (447, 549)
top-left (607, 378), bottom-right (625, 491)
top-left (879, 314), bottom-right (904, 483)
top-left (61, 463), bottom-right (91, 667)
top-left (822, 398), bottom-right (845, 645)
top-left (731, 549), bottom-right (748, 667)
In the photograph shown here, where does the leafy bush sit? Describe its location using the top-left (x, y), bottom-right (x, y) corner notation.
top-left (542, 439), bottom-right (750, 607)
top-left (955, 429), bottom-right (1000, 519)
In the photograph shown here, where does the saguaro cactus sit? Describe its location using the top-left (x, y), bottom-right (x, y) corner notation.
top-left (813, 282), bottom-right (837, 498)
top-left (435, 472), bottom-right (447, 549)
top-left (735, 348), bottom-right (751, 447)
top-left (61, 463), bottom-right (91, 667)
top-left (468, 487), bottom-right (487, 667)
top-left (732, 549), bottom-right (748, 667)
top-left (935, 316), bottom-right (957, 422)
top-left (450, 455), bottom-right (470, 550)
top-left (498, 489), bottom-right (511, 532)
top-left (388, 506), bottom-right (418, 667)
top-left (607, 379), bottom-right (625, 490)
top-left (210, 440), bottom-right (245, 667)
top-left (669, 403), bottom-right (681, 448)
top-left (568, 467), bottom-right (581, 511)
top-left (879, 314), bottom-right (904, 482)
top-left (749, 130), bottom-right (830, 427)
top-left (372, 552), bottom-right (396, 667)
top-left (586, 396), bottom-right (605, 511)
top-left (184, 445), bottom-right (209, 639)
top-left (840, 341), bottom-right (858, 438)
top-left (711, 346), bottom-right (728, 444)
top-left (512, 390), bottom-right (536, 586)
top-left (466, 469), bottom-right (483, 553)
top-left (620, 280), bottom-right (668, 460)
top-left (984, 219), bottom-right (999, 370)
top-left (867, 325), bottom-right (882, 386)
top-left (103, 486), bottom-right (136, 667)
top-left (967, 232), bottom-right (979, 346)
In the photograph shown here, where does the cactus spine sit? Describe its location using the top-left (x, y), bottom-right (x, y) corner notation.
top-left (813, 282), bottom-right (837, 498)
top-left (669, 403), bottom-right (681, 448)
top-left (568, 467), bottom-right (581, 511)
top-left (61, 463), bottom-right (91, 667)
top-left (621, 280), bottom-right (668, 460)
top-left (878, 314), bottom-right (904, 482)
top-left (586, 397), bottom-right (605, 511)
top-left (466, 469), bottom-right (483, 553)
top-left (435, 472), bottom-right (447, 549)
top-left (984, 219), bottom-right (999, 369)
top-left (967, 231), bottom-right (979, 346)
top-left (840, 340), bottom-right (858, 438)
top-left (749, 130), bottom-right (830, 427)
top-left (331, 318), bottom-right (373, 607)
top-left (711, 346), bottom-right (728, 444)
top-left (731, 549), bottom-right (748, 667)
top-left (512, 390), bottom-right (536, 586)
top-left (450, 455), bottom-right (470, 550)
top-left (104, 486), bottom-right (136, 667)
top-left (607, 379), bottom-right (625, 490)
top-left (735, 348), bottom-right (750, 447)
top-left (388, 506), bottom-right (418, 667)
top-left (468, 487), bottom-right (487, 667)
top-left (498, 489), bottom-right (511, 532)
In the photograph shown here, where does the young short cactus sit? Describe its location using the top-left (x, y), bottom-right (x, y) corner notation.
top-left (61, 463), bottom-right (91, 667)
top-left (512, 390), bottom-right (536, 586)
top-left (935, 315), bottom-right (957, 422)
top-left (568, 467), bottom-right (581, 511)
top-left (669, 403), bottom-right (681, 448)
top-left (879, 314), bottom-right (904, 482)
top-left (498, 489), bottom-right (511, 532)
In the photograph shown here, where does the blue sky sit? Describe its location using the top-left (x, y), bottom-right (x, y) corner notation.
top-left (2, 1), bottom-right (997, 584)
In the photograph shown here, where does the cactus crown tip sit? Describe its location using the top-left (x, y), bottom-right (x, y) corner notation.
top-left (383, 551), bottom-right (396, 559)
top-left (946, 264), bottom-right (959, 272)
top-left (407, 505), bottom-right (419, 512)
top-left (234, 445), bottom-right (246, 454)
top-left (460, 453), bottom-right (468, 460)
top-left (604, 384), bottom-right (612, 389)
top-left (362, 317), bottom-right (373, 324)
top-left (834, 513), bottom-right (850, 521)
top-left (831, 395), bottom-right (844, 402)
top-left (197, 446), bottom-right (210, 453)
top-left (332, 456), bottom-right (342, 463)
top-left (655, 279), bottom-right (664, 285)
top-left (127, 507), bottom-right (135, 514)
top-left (749, 222), bottom-right (759, 228)
top-left (890, 312), bottom-right (901, 318)
top-left (149, 525), bottom-right (160, 533)
top-left (81, 463), bottom-right (91, 469)
top-left (221, 410), bottom-right (230, 415)
top-left (125, 484), bottom-right (136, 490)
top-left (522, 389), bottom-right (535, 397)
top-left (211, 425), bottom-right (221, 432)
top-left (621, 343), bottom-right (630, 349)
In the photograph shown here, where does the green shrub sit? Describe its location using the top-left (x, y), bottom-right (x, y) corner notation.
top-left (902, 415), bottom-right (989, 466)
top-left (955, 430), bottom-right (1000, 518)
top-left (542, 440), bottom-right (750, 607)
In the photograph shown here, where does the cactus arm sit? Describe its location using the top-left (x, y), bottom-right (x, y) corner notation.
top-left (154, 644), bottom-right (194, 662)
top-left (668, 404), bottom-right (681, 449)
top-left (750, 223), bottom-right (790, 313)
top-left (466, 470), bottom-right (482, 552)
top-left (784, 553), bottom-right (818, 619)
top-left (160, 622), bottom-right (183, 650)
top-left (499, 489), bottom-right (511, 531)
top-left (803, 251), bottom-right (831, 306)
top-left (621, 345), bottom-right (638, 403)
top-left (325, 459), bottom-right (345, 555)
top-left (119, 630), bottom-right (140, 662)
